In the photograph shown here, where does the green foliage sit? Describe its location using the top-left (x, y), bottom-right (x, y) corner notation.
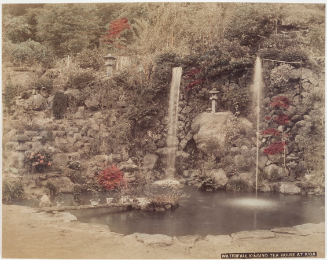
top-left (44, 180), bottom-right (59, 199)
top-left (4, 80), bottom-right (17, 113)
top-left (3, 14), bottom-right (31, 43)
top-left (143, 184), bottom-right (185, 206)
top-left (259, 46), bottom-right (309, 63)
top-left (52, 91), bottom-right (67, 119)
top-left (225, 3), bottom-right (278, 47)
top-left (201, 156), bottom-right (217, 170)
top-left (227, 179), bottom-right (250, 191)
top-left (3, 39), bottom-right (54, 67)
top-left (65, 69), bottom-right (96, 90)
top-left (67, 171), bottom-right (86, 185)
top-left (196, 176), bottom-right (219, 191)
top-left (35, 4), bottom-right (101, 56)
top-left (2, 180), bottom-right (25, 202)
top-left (221, 88), bottom-right (251, 115)
top-left (307, 24), bottom-right (325, 55)
top-left (40, 131), bottom-right (54, 145)
top-left (105, 118), bottom-right (132, 154)
top-left (33, 78), bottom-right (53, 94)
top-left (270, 64), bottom-right (293, 87)
top-left (74, 49), bottom-right (103, 71)
top-left (72, 184), bottom-right (83, 201)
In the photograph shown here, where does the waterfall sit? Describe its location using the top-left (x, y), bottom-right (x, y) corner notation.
top-left (166, 67), bottom-right (182, 179)
top-left (253, 57), bottom-right (263, 197)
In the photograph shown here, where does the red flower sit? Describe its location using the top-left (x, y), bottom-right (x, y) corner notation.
top-left (263, 141), bottom-right (286, 155)
top-left (269, 96), bottom-right (290, 109)
top-left (274, 114), bottom-right (290, 125)
top-left (261, 128), bottom-right (280, 136)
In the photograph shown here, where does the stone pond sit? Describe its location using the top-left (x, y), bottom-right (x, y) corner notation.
top-left (16, 186), bottom-right (324, 237)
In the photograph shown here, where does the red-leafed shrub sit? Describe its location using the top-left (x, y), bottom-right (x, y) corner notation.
top-left (265, 115), bottom-right (271, 121)
top-left (274, 114), bottom-right (290, 125)
top-left (269, 96), bottom-right (290, 109)
top-left (100, 17), bottom-right (131, 49)
top-left (261, 128), bottom-right (280, 136)
top-left (263, 141), bottom-right (286, 155)
top-left (184, 68), bottom-right (201, 80)
top-left (183, 68), bottom-right (205, 90)
top-left (97, 165), bottom-right (127, 190)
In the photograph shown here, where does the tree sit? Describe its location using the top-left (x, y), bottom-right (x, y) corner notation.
top-left (35, 4), bottom-right (101, 56)
top-left (225, 3), bottom-right (282, 47)
top-left (52, 91), bottom-right (67, 119)
top-left (2, 14), bottom-right (31, 43)
top-left (100, 17), bottom-right (131, 49)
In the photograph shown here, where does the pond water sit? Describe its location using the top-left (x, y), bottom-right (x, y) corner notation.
top-left (15, 186), bottom-right (324, 236)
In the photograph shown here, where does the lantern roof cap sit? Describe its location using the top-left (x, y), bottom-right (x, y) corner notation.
top-left (104, 54), bottom-right (117, 60)
top-left (12, 134), bottom-right (30, 142)
top-left (209, 87), bottom-right (220, 94)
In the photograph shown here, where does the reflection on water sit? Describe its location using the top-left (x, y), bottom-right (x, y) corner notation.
top-left (67, 187), bottom-right (324, 236)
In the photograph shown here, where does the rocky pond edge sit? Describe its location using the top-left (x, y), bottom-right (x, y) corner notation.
top-left (5, 204), bottom-right (325, 248)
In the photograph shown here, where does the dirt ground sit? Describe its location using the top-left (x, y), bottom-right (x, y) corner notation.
top-left (2, 205), bottom-right (325, 259)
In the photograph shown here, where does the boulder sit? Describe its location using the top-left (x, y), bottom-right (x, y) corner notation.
top-left (42, 177), bottom-right (75, 193)
top-left (39, 195), bottom-right (51, 207)
top-left (134, 233), bottom-right (173, 247)
top-left (142, 153), bottom-right (158, 170)
top-left (85, 97), bottom-right (99, 110)
top-left (173, 235), bottom-right (199, 247)
top-left (204, 168), bottom-right (228, 188)
top-left (231, 230), bottom-right (275, 240)
top-left (256, 155), bottom-right (268, 170)
top-left (52, 153), bottom-right (68, 167)
top-left (191, 111), bottom-right (234, 157)
top-left (259, 182), bottom-right (272, 192)
top-left (263, 164), bottom-right (289, 181)
top-left (119, 162), bottom-right (139, 172)
top-left (27, 94), bottom-right (46, 110)
top-left (230, 147), bottom-right (241, 156)
top-left (73, 106), bottom-right (85, 119)
top-left (279, 183), bottom-right (302, 194)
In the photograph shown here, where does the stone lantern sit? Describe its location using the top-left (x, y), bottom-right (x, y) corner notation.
top-left (12, 134), bottom-right (30, 169)
top-left (104, 54), bottom-right (117, 77)
top-left (209, 88), bottom-right (220, 113)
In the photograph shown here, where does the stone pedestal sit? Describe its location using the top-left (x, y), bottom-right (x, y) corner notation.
top-left (209, 88), bottom-right (220, 113)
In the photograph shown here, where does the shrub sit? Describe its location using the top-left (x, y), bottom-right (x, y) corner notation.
top-left (52, 91), bottom-right (67, 119)
top-left (4, 80), bottom-right (17, 113)
top-left (33, 78), bottom-right (53, 94)
top-left (44, 180), bottom-right (59, 199)
top-left (25, 150), bottom-right (52, 172)
top-left (74, 49), bottom-right (103, 71)
top-left (270, 64), bottom-right (293, 87)
top-left (2, 180), bottom-right (25, 202)
top-left (67, 171), bottom-right (86, 185)
top-left (3, 39), bottom-right (54, 67)
top-left (72, 184), bottom-right (83, 201)
top-left (227, 179), bottom-right (249, 192)
top-left (143, 185), bottom-right (185, 206)
top-left (97, 165), bottom-right (127, 191)
top-left (260, 47), bottom-right (309, 63)
top-left (65, 69), bottom-right (96, 90)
